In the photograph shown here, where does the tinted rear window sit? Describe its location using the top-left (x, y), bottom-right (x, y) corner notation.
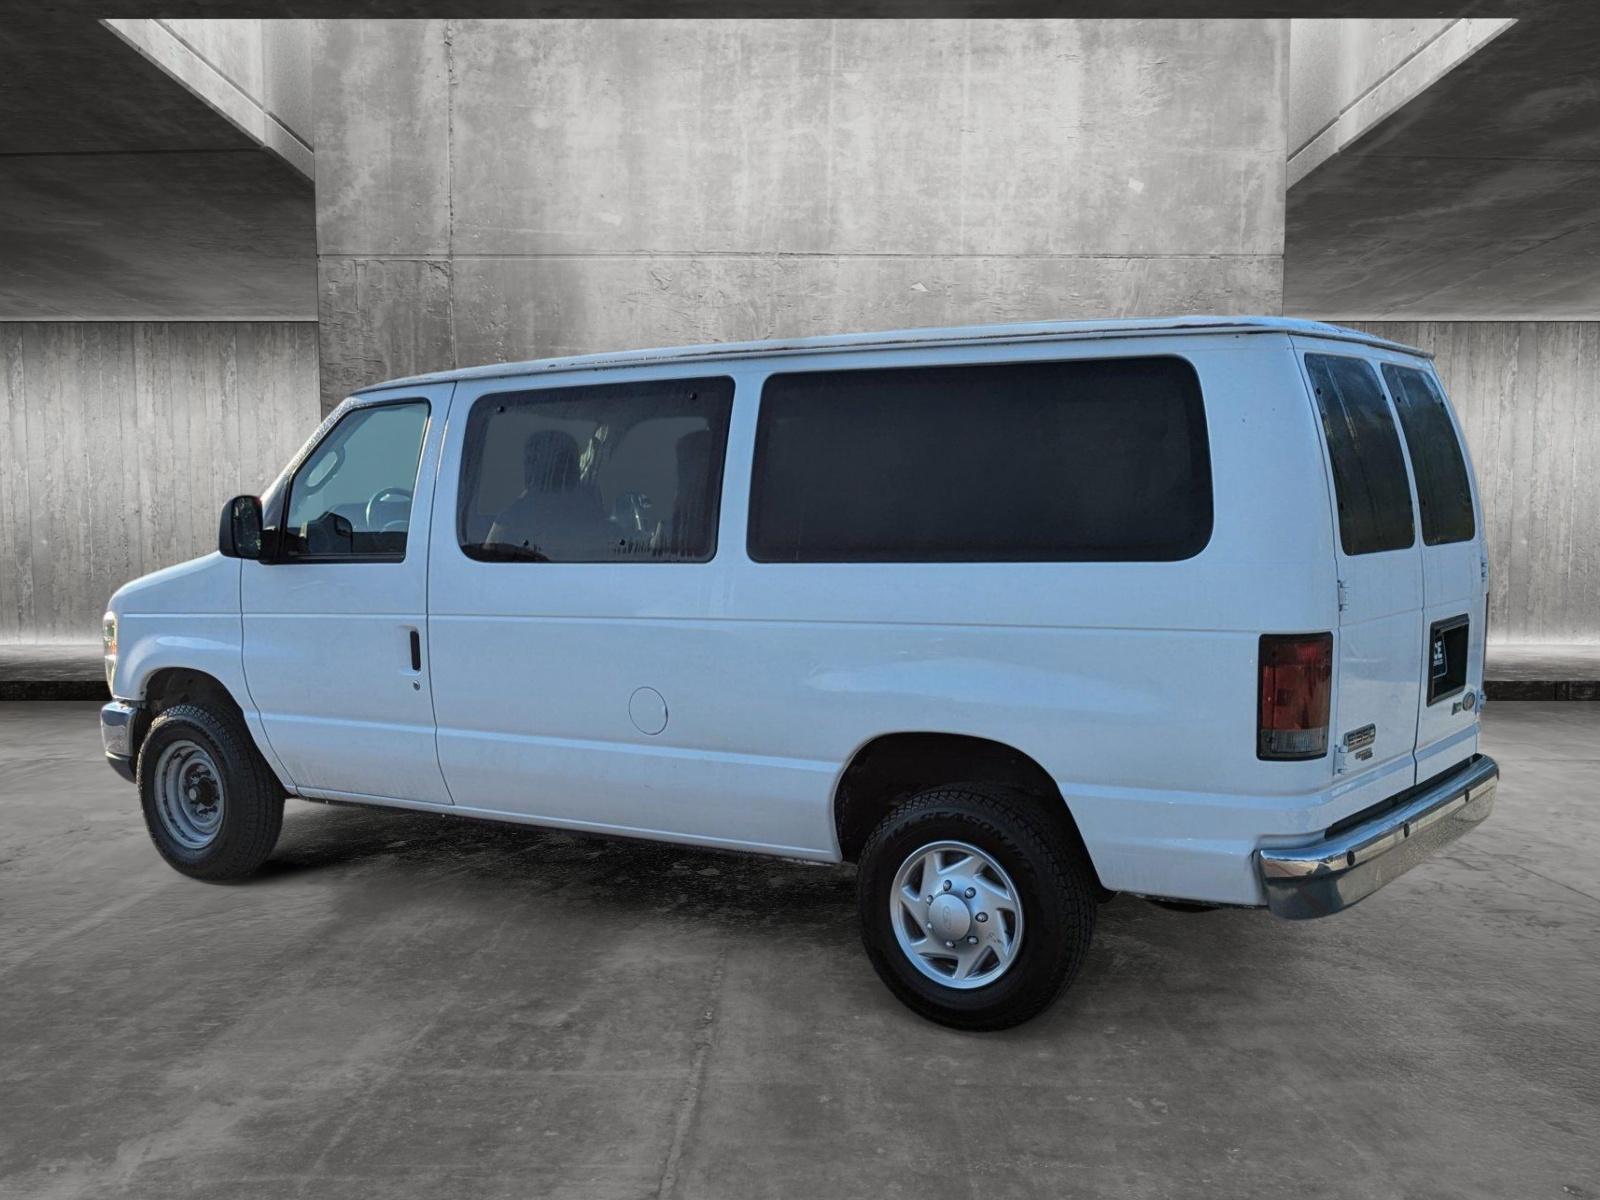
top-left (748, 357), bottom-right (1212, 563)
top-left (1381, 364), bottom-right (1475, 546)
top-left (1305, 354), bottom-right (1416, 556)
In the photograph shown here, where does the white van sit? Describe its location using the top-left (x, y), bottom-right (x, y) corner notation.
top-left (100, 316), bottom-right (1497, 1029)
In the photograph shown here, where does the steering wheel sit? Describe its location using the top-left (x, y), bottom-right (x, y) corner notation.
top-left (366, 487), bottom-right (413, 530)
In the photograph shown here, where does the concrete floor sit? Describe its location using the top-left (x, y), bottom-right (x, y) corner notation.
top-left (1, 704), bottom-right (1596, 1200)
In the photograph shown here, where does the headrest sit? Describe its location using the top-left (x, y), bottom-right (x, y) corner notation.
top-left (524, 430), bottom-right (583, 492)
top-left (676, 429), bottom-right (713, 475)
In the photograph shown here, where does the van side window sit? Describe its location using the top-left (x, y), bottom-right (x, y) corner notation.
top-left (457, 377), bottom-right (733, 563)
top-left (1381, 365), bottom-right (1476, 546)
top-left (282, 400), bottom-right (430, 561)
top-left (1304, 354), bottom-right (1416, 556)
top-left (747, 357), bottom-right (1212, 563)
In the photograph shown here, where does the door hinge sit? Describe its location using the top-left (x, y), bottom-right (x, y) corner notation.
top-left (1480, 557), bottom-right (1489, 585)
top-left (1337, 579), bottom-right (1350, 612)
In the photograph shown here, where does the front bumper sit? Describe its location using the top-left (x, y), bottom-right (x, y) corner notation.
top-left (100, 699), bottom-right (141, 783)
top-left (1256, 754), bottom-right (1498, 919)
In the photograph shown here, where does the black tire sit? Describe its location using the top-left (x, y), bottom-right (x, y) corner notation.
top-left (137, 702), bottom-right (284, 881)
top-left (856, 784), bottom-right (1097, 1031)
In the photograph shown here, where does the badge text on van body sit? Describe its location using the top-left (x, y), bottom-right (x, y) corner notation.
top-left (1343, 723), bottom-right (1377, 759)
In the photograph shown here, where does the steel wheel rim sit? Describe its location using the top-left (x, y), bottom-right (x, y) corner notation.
top-left (889, 839), bottom-right (1024, 990)
top-left (153, 739), bottom-right (225, 850)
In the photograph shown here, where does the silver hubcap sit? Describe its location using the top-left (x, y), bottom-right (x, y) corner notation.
top-left (890, 840), bottom-right (1024, 989)
top-left (153, 739), bottom-right (225, 850)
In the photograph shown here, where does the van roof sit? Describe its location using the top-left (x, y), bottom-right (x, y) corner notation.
top-left (353, 315), bottom-right (1429, 394)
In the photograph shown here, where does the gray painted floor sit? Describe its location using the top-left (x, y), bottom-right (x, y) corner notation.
top-left (1, 702), bottom-right (1596, 1199)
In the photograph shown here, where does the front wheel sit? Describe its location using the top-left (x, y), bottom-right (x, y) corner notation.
top-left (138, 702), bottom-right (284, 881)
top-left (856, 785), bottom-right (1097, 1030)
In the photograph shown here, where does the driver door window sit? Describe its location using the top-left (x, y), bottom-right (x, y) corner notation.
top-left (283, 401), bottom-right (430, 560)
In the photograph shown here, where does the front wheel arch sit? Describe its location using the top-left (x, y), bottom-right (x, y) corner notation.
top-left (133, 668), bottom-right (279, 790)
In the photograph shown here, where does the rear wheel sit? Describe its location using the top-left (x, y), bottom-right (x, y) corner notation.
top-left (137, 702), bottom-right (284, 881)
top-left (856, 784), bottom-right (1096, 1030)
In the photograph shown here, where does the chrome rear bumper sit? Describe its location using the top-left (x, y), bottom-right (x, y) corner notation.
top-left (1256, 754), bottom-right (1498, 919)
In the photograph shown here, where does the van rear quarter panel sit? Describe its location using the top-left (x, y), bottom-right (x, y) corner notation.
top-left (428, 333), bottom-right (1340, 902)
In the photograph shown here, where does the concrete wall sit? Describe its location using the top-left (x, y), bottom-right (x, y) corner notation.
top-left (315, 19), bottom-right (1290, 408)
top-left (0, 322), bottom-right (321, 643)
top-left (1353, 322), bottom-right (1600, 645)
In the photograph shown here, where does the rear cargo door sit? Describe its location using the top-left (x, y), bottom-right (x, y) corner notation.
top-left (1379, 361), bottom-right (1486, 780)
top-left (1297, 346), bottom-right (1424, 800)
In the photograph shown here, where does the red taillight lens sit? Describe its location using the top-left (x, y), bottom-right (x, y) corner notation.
top-left (1258, 633), bottom-right (1333, 760)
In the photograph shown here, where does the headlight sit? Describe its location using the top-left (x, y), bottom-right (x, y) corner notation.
top-left (102, 612), bottom-right (117, 691)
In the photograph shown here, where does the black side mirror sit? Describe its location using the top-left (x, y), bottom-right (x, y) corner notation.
top-left (218, 495), bottom-right (264, 559)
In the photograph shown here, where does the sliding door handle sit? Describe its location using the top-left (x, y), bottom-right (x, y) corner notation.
top-left (408, 629), bottom-right (422, 672)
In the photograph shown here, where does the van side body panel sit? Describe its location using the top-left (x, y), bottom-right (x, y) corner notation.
top-left (426, 334), bottom-right (1345, 905)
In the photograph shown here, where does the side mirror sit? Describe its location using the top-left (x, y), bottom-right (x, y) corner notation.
top-left (218, 495), bottom-right (264, 559)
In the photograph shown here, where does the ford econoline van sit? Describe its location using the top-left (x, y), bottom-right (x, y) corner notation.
top-left (100, 317), bottom-right (1497, 1029)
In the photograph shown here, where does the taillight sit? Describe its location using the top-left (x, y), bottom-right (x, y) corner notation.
top-left (1257, 633), bottom-right (1332, 760)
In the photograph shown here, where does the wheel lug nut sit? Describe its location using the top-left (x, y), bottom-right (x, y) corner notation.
top-left (925, 896), bottom-right (933, 904)
top-left (944, 940), bottom-right (955, 948)
top-left (967, 936), bottom-right (978, 945)
top-left (975, 912), bottom-right (988, 923)
top-left (964, 888), bottom-right (976, 899)
top-left (943, 880), bottom-right (952, 891)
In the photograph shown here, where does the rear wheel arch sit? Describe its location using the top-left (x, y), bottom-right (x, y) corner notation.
top-left (832, 731), bottom-right (1103, 888)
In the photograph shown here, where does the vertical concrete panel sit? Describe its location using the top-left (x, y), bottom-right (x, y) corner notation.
top-left (1506, 326), bottom-right (1540, 641)
top-left (1474, 322), bottom-right (1520, 636)
top-left (314, 18), bottom-right (453, 408)
top-left (0, 322), bottom-right (321, 643)
top-left (1573, 324), bottom-right (1600, 642)
top-left (321, 19), bottom-right (1289, 392)
top-left (318, 257), bottom-right (454, 408)
top-left (1353, 321), bottom-right (1600, 643)
top-left (77, 327), bottom-right (128, 635)
top-left (22, 326), bottom-right (69, 640)
top-left (315, 18), bottom-right (451, 255)
top-left (0, 325), bottom-right (35, 640)
top-left (239, 321), bottom-right (322, 488)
